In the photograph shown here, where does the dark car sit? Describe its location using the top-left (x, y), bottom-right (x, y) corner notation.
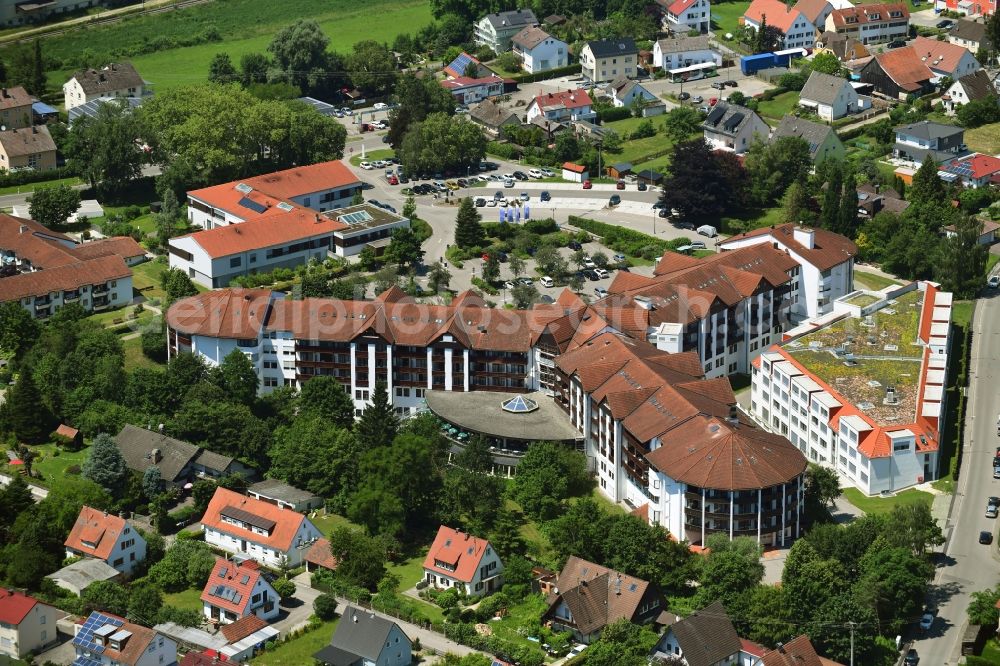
top-left (475, 197), bottom-right (487, 207)
top-left (456, 178), bottom-right (468, 187)
top-left (582, 269), bottom-right (599, 281)
top-left (904, 649), bottom-right (919, 666)
top-left (568, 240), bottom-right (583, 251)
top-left (658, 208), bottom-right (669, 218)
top-left (497, 252), bottom-right (508, 262)
top-left (980, 530), bottom-right (993, 545)
top-left (711, 81), bottom-right (725, 90)
top-left (678, 92), bottom-right (691, 101)
top-left (616, 180), bottom-right (625, 190)
top-left (540, 191), bottom-right (551, 202)
top-left (638, 182), bottom-right (647, 191)
top-left (725, 80), bottom-right (738, 87)
top-left (936, 19), bottom-right (953, 28)
top-left (609, 194), bottom-right (621, 206)
top-left (398, 174), bottom-right (409, 184)
top-left (513, 171), bottom-right (529, 180)
top-left (494, 191), bottom-right (504, 200)
top-left (888, 39), bottom-right (906, 48)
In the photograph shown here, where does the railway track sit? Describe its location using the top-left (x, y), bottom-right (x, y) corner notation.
top-left (4, 0), bottom-right (213, 44)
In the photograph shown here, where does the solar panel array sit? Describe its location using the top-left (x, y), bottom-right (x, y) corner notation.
top-left (237, 197), bottom-right (268, 214)
top-left (340, 210), bottom-right (374, 225)
top-left (74, 612), bottom-right (124, 654)
top-left (447, 52), bottom-right (475, 76)
top-left (724, 112), bottom-right (745, 132)
top-left (220, 505), bottom-right (276, 532)
top-left (74, 657), bottom-right (104, 666)
top-left (209, 583), bottom-right (243, 605)
top-left (705, 106), bottom-right (726, 126)
top-left (947, 159), bottom-right (973, 178)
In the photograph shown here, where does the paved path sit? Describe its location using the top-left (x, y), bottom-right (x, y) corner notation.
top-left (0, 471), bottom-right (49, 499)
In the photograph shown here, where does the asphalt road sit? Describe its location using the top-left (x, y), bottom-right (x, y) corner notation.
top-left (913, 293), bottom-right (1000, 665)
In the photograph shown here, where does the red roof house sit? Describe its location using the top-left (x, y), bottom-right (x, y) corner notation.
top-left (0, 589), bottom-right (59, 658)
top-left (64, 506), bottom-right (147, 575)
top-left (422, 525), bottom-right (504, 597)
top-left (201, 557), bottom-right (280, 625)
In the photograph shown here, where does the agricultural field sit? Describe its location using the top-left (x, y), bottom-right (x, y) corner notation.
top-left (965, 122), bottom-right (1000, 155)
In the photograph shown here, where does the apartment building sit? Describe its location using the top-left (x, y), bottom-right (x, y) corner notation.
top-left (743, 0), bottom-right (817, 49)
top-left (652, 35), bottom-right (722, 70)
top-left (579, 38), bottom-right (638, 83)
top-left (63, 62), bottom-right (147, 111)
top-left (824, 3), bottom-right (909, 45)
top-left (751, 282), bottom-right (952, 494)
top-left (64, 506), bottom-right (147, 576)
top-left (473, 8), bottom-right (538, 53)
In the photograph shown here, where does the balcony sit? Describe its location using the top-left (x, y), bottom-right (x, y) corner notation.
top-left (63, 291), bottom-right (80, 302)
top-left (92, 284), bottom-right (109, 295)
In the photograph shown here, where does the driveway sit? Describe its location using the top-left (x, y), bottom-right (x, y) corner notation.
top-left (276, 573), bottom-right (323, 635)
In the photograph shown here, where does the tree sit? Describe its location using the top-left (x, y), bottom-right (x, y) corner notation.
top-left (400, 113), bottom-right (486, 175)
top-left (383, 227), bottom-right (424, 270)
top-left (314, 593), bottom-right (339, 620)
top-left (819, 160), bottom-right (843, 231)
top-left (169, 399), bottom-right (271, 462)
top-left (741, 585), bottom-right (795, 646)
top-left (82, 433), bottom-right (130, 496)
top-left (269, 417), bottom-right (360, 505)
top-left (454, 197), bottom-right (486, 248)
top-left (697, 539), bottom-right (764, 610)
top-left (510, 283), bottom-right (539, 307)
top-left (489, 506), bottom-right (528, 560)
top-left (662, 106), bottom-right (703, 142)
top-left (267, 20), bottom-right (331, 94)
top-left (326, 525), bottom-right (388, 589)
top-left (0, 474), bottom-right (33, 541)
top-left (299, 375), bottom-right (355, 428)
top-left (511, 442), bottom-right (592, 521)
top-left (126, 581), bottom-right (163, 625)
top-left (0, 302), bottom-right (39, 359)
top-left (65, 99), bottom-right (146, 193)
top-left (660, 139), bottom-right (744, 219)
top-left (142, 466), bottom-right (164, 500)
top-left (508, 253), bottom-right (525, 278)
top-left (28, 184), bottom-right (81, 229)
top-left (428, 259), bottom-right (452, 293)
top-left (856, 542), bottom-right (930, 635)
top-left (208, 53), bottom-right (239, 85)
top-left (968, 586), bottom-right (1000, 626)
top-left (0, 368), bottom-right (54, 443)
top-left (481, 252), bottom-right (500, 283)
top-left (882, 502), bottom-right (945, 557)
top-left (909, 154), bottom-right (947, 207)
top-left (349, 40), bottom-right (398, 96)
top-left (812, 51), bottom-right (844, 75)
top-left (82, 580), bottom-right (129, 616)
top-left (240, 52), bottom-right (271, 86)
top-left (217, 348), bottom-right (259, 405)
top-left (149, 540), bottom-right (217, 591)
top-left (803, 463), bottom-right (841, 523)
top-left (586, 620), bottom-right (660, 666)
top-left (161, 268), bottom-right (199, 302)
top-left (781, 179), bottom-right (812, 224)
top-left (957, 94), bottom-right (1000, 128)
top-left (30, 39), bottom-right (44, 96)
top-left (986, 10), bottom-right (1000, 67)
top-left (936, 214), bottom-right (988, 299)
top-left (355, 381), bottom-right (399, 450)
top-left (836, 163), bottom-right (859, 237)
top-left (744, 136), bottom-right (812, 207)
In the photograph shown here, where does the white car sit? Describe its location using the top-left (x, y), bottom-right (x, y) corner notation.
top-left (989, 275), bottom-right (1000, 288)
top-left (486, 199), bottom-right (497, 207)
top-left (359, 161), bottom-right (373, 170)
top-left (541, 168), bottom-right (555, 177)
top-left (594, 268), bottom-right (609, 279)
top-left (568, 644), bottom-right (587, 657)
top-left (373, 102), bottom-right (388, 110)
top-left (583, 257), bottom-right (596, 269)
top-left (528, 168), bottom-right (543, 178)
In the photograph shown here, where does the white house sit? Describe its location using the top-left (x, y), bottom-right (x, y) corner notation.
top-left (201, 558), bottom-right (280, 625)
top-left (652, 35), bottom-right (722, 70)
top-left (654, 602), bottom-right (743, 664)
top-left (607, 76), bottom-right (662, 115)
top-left (701, 102), bottom-right (770, 154)
top-left (440, 75), bottom-right (505, 105)
top-left (511, 26), bottom-right (568, 73)
top-left (911, 35), bottom-right (981, 79)
top-left (0, 590), bottom-right (59, 659)
top-left (824, 3), bottom-right (910, 45)
top-left (744, 0), bottom-right (817, 49)
top-left (659, 0), bottom-right (711, 33)
top-left (526, 89), bottom-right (596, 123)
top-left (561, 162), bottom-right (589, 182)
top-left (579, 38), bottom-right (638, 83)
top-left (942, 70), bottom-right (997, 116)
top-left (422, 526), bottom-right (504, 597)
top-left (474, 8), bottom-right (538, 53)
top-left (201, 487), bottom-right (322, 568)
top-left (798, 70), bottom-right (867, 121)
top-left (63, 62), bottom-right (146, 111)
top-left (718, 223), bottom-right (856, 320)
top-left (314, 607), bottom-right (411, 666)
top-left (64, 506), bottom-right (147, 576)
top-left (72, 612), bottom-right (177, 666)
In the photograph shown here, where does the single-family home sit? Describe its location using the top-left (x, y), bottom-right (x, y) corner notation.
top-left (759, 634), bottom-right (845, 665)
top-left (0, 86), bottom-right (35, 130)
top-left (654, 601), bottom-right (743, 664)
top-left (798, 70), bottom-right (867, 120)
top-left (824, 3), bottom-right (909, 45)
top-left (72, 612), bottom-right (177, 666)
top-left (911, 35), bottom-right (981, 79)
top-left (856, 183), bottom-right (909, 217)
top-left (743, 0), bottom-right (817, 49)
top-left (561, 162), bottom-right (589, 182)
top-left (793, 0), bottom-right (838, 35)
top-left (114, 424), bottom-right (255, 488)
top-left (657, 0), bottom-right (711, 33)
top-left (201, 557), bottom-right (280, 625)
top-left (65, 506), bottom-right (147, 576)
top-left (893, 120), bottom-right (966, 163)
top-left (702, 102), bottom-right (770, 154)
top-left (248, 478), bottom-right (323, 512)
top-left (949, 19), bottom-right (991, 53)
top-left (0, 589), bottom-right (59, 659)
top-left (607, 76), bottom-right (663, 115)
top-left (422, 525), bottom-right (504, 597)
top-left (313, 607), bottom-right (412, 666)
top-left (46, 559), bottom-right (122, 597)
top-left (943, 70), bottom-right (997, 115)
top-left (944, 217), bottom-right (1000, 244)
top-left (543, 555), bottom-right (665, 644)
top-left (526, 89), bottom-right (595, 124)
top-left (469, 99), bottom-right (521, 137)
top-left (772, 115), bottom-right (845, 164)
top-left (67, 96), bottom-right (145, 126)
top-left (940, 153), bottom-right (1000, 188)
top-left (652, 35), bottom-right (722, 71)
top-left (440, 75), bottom-right (506, 105)
top-left (512, 26), bottom-right (567, 73)
top-left (816, 31), bottom-right (869, 62)
top-left (0, 125), bottom-right (56, 172)
top-left (474, 9), bottom-right (538, 53)
top-left (859, 48), bottom-right (934, 99)
top-left (579, 38), bottom-right (638, 83)
top-left (201, 487), bottom-right (322, 568)
top-left (63, 62), bottom-right (147, 111)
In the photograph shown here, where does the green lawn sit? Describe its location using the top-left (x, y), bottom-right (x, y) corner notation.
top-left (854, 269), bottom-right (901, 291)
top-left (131, 260), bottom-right (168, 300)
top-left (386, 550), bottom-right (446, 624)
top-left (27, 442), bottom-right (90, 487)
top-left (349, 149), bottom-right (394, 167)
top-left (720, 205), bottom-right (785, 234)
top-left (711, 1), bottom-right (749, 44)
top-left (952, 300), bottom-right (973, 329)
top-left (163, 587), bottom-right (204, 613)
top-left (86, 304), bottom-right (157, 332)
top-left (756, 91), bottom-right (800, 123)
top-left (841, 487), bottom-right (933, 515)
top-left (0, 176), bottom-right (82, 196)
top-left (252, 620), bottom-right (338, 666)
top-left (965, 122), bottom-right (1000, 155)
top-left (123, 335), bottom-right (165, 371)
top-left (310, 513), bottom-right (360, 536)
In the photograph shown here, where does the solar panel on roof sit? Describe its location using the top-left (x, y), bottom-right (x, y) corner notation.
top-left (237, 197), bottom-right (268, 214)
top-left (220, 505), bottom-right (277, 532)
top-left (705, 106), bottom-right (726, 126)
top-left (448, 52), bottom-right (474, 75)
top-left (724, 112), bottom-right (745, 132)
top-left (75, 613), bottom-right (123, 654)
top-left (339, 210), bottom-right (374, 225)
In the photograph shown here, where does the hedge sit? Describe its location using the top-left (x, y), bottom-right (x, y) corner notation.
top-left (596, 106), bottom-right (632, 123)
top-left (0, 165), bottom-right (77, 189)
top-left (568, 215), bottom-right (693, 260)
top-left (509, 63), bottom-right (582, 84)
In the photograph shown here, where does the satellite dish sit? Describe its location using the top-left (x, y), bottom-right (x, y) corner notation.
top-left (725, 32), bottom-right (733, 40)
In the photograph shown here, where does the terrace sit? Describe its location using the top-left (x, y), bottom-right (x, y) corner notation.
top-left (783, 289), bottom-right (926, 427)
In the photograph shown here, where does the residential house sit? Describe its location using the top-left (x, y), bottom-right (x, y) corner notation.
top-left (911, 35), bottom-right (981, 79)
top-left (543, 556), bottom-right (665, 643)
top-left (772, 115), bottom-right (846, 164)
top-left (63, 62), bottom-right (147, 111)
top-left (607, 76), bottom-right (664, 115)
top-left (743, 0), bottom-right (817, 49)
top-left (114, 424), bottom-right (255, 488)
top-left (793, 0), bottom-right (838, 35)
top-left (64, 506), bottom-right (147, 576)
top-left (526, 89), bottom-right (596, 124)
top-left (0, 86), bottom-right (35, 130)
top-left (940, 152), bottom-right (1000, 188)
top-left (816, 31), bottom-right (870, 62)
top-left (579, 38), bottom-right (638, 83)
top-left (313, 607), bottom-right (411, 666)
top-left (474, 9), bottom-right (538, 53)
top-left (46, 559), bottom-right (122, 597)
top-left (652, 35), bottom-right (722, 70)
top-left (944, 217), bottom-right (1000, 244)
top-left (512, 26), bottom-right (567, 73)
top-left (654, 601), bottom-right (743, 665)
top-left (469, 99), bottom-right (521, 137)
top-left (798, 70), bottom-right (868, 121)
top-left (440, 75), bottom-right (506, 105)
top-left (701, 102), bottom-right (769, 154)
top-left (943, 70), bottom-right (997, 115)
top-left (752, 281), bottom-right (952, 494)
top-left (201, 558), bottom-right (279, 625)
top-left (0, 590), bottom-right (58, 659)
top-left (824, 3), bottom-right (909, 45)
top-left (856, 183), bottom-right (909, 217)
top-left (860, 48), bottom-right (934, 99)
top-left (169, 202), bottom-right (409, 288)
top-left (949, 18), bottom-right (991, 53)
top-left (893, 120), bottom-right (966, 163)
top-left (248, 478), bottom-right (323, 512)
top-left (67, 96), bottom-right (145, 126)
top-left (758, 634), bottom-right (844, 665)
top-left (658, 0), bottom-right (711, 33)
top-left (72, 612), bottom-right (177, 666)
top-left (163, 616), bottom-right (278, 665)
top-left (0, 125), bottom-right (56, 172)
top-left (183, 160), bottom-right (362, 230)
top-left (422, 525), bottom-right (504, 597)
top-left (200, 487), bottom-right (322, 568)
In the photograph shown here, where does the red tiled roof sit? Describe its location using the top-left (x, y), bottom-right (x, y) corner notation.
top-left (176, 208), bottom-right (346, 259)
top-left (71, 237), bottom-right (147, 261)
top-left (0, 254), bottom-right (130, 302)
top-left (718, 223), bottom-right (857, 271)
top-left (201, 557), bottom-right (269, 617)
top-left (422, 525), bottom-right (494, 584)
top-left (201, 487), bottom-right (309, 552)
top-left (871, 47), bottom-right (933, 91)
top-left (0, 589), bottom-right (42, 625)
top-left (181, 651), bottom-right (229, 665)
top-left (743, 0), bottom-right (806, 33)
top-left (793, 0), bottom-right (830, 24)
top-left (741, 637), bottom-right (767, 657)
top-left (165, 288), bottom-right (273, 339)
top-left (56, 423), bottom-right (79, 439)
top-left (562, 161), bottom-right (587, 172)
top-left (943, 153), bottom-right (1000, 179)
top-left (64, 506), bottom-right (130, 561)
top-left (760, 635), bottom-right (831, 666)
top-left (89, 614), bottom-right (157, 665)
top-left (220, 613), bottom-right (268, 643)
top-left (534, 89), bottom-right (593, 111)
top-left (304, 538), bottom-right (338, 571)
top-left (441, 76), bottom-right (502, 90)
top-left (828, 2), bottom-right (908, 27)
top-left (912, 35), bottom-right (972, 74)
top-left (0, 86), bottom-right (33, 111)
top-left (667, 0), bottom-right (697, 15)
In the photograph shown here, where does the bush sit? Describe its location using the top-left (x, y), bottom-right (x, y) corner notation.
top-left (313, 593), bottom-right (338, 620)
top-left (568, 215), bottom-right (671, 258)
top-left (596, 106), bottom-right (632, 123)
top-left (272, 577), bottom-right (296, 598)
top-left (509, 62), bottom-right (581, 84)
top-left (470, 277), bottom-right (498, 295)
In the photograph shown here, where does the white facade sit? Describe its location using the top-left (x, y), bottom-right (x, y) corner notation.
top-left (202, 577), bottom-right (280, 624)
top-left (609, 81), bottom-right (659, 109)
top-left (473, 10), bottom-right (537, 53)
top-left (824, 10), bottom-right (909, 45)
top-left (423, 548), bottom-right (504, 597)
top-left (744, 12), bottom-right (816, 49)
top-left (62, 75), bottom-right (145, 112)
top-left (664, 0), bottom-right (711, 33)
top-left (14, 274), bottom-right (133, 320)
top-left (800, 80), bottom-right (861, 121)
top-left (66, 522), bottom-right (147, 576)
top-left (703, 111), bottom-right (770, 154)
top-left (579, 43), bottom-right (638, 83)
top-left (0, 600), bottom-right (58, 659)
top-left (652, 43), bottom-right (722, 70)
top-left (203, 517), bottom-right (321, 568)
top-left (73, 630), bottom-right (177, 666)
top-left (525, 97), bottom-right (595, 124)
top-left (514, 35), bottom-right (568, 73)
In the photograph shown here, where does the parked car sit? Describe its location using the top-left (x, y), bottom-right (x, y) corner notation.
top-left (540, 168), bottom-right (555, 177)
top-left (486, 199), bottom-right (498, 207)
top-left (888, 39), bottom-right (906, 48)
top-left (609, 194), bottom-right (621, 206)
top-left (698, 105), bottom-right (711, 113)
top-left (594, 287), bottom-right (609, 298)
top-left (936, 19), bottom-right (953, 28)
top-left (904, 649), bottom-right (919, 666)
top-left (919, 612), bottom-right (934, 631)
top-left (980, 530), bottom-right (993, 545)
top-left (568, 240), bottom-right (582, 251)
top-left (540, 276), bottom-right (554, 287)
top-left (475, 197), bottom-right (487, 207)
top-left (528, 168), bottom-right (543, 178)
top-left (504, 281), bottom-right (515, 290)
top-left (373, 102), bottom-right (388, 110)
top-left (493, 191), bottom-right (504, 201)
top-left (456, 178), bottom-right (468, 187)
top-left (986, 502), bottom-right (997, 519)
top-left (697, 224), bottom-right (718, 237)
top-left (691, 95), bottom-right (704, 103)
top-left (518, 277), bottom-right (534, 286)
top-left (594, 268), bottom-right (609, 279)
top-left (989, 274), bottom-right (999, 288)
top-left (616, 180), bottom-right (625, 190)
top-left (520, 192), bottom-right (530, 201)
top-left (690, 241), bottom-right (706, 250)
top-left (582, 180), bottom-right (592, 189)
top-left (678, 92), bottom-right (691, 101)
top-left (725, 80), bottom-right (738, 87)
top-left (503, 178), bottom-right (515, 187)
top-left (388, 175), bottom-right (398, 185)
top-left (513, 171), bottom-right (529, 180)
top-left (637, 182), bottom-right (647, 191)
top-left (540, 191), bottom-right (551, 202)
top-left (612, 254), bottom-right (626, 263)
top-left (658, 207), bottom-right (669, 218)
top-left (711, 81), bottom-right (725, 90)
top-left (582, 269), bottom-right (599, 281)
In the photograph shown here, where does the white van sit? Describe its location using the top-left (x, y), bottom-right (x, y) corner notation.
top-left (540, 276), bottom-right (554, 287)
top-left (697, 224), bottom-right (717, 238)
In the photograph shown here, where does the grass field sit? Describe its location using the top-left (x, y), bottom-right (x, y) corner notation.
top-left (310, 513), bottom-right (359, 535)
top-left (965, 122), bottom-right (1000, 155)
top-left (251, 620), bottom-right (338, 666)
top-left (757, 91), bottom-right (800, 123)
top-left (842, 487), bottom-right (933, 514)
top-left (42, 0), bottom-right (432, 93)
top-left (123, 335), bottom-right (164, 371)
top-left (131, 260), bottom-right (168, 299)
top-left (0, 176), bottom-right (82, 196)
top-left (711, 1), bottom-right (748, 43)
top-left (349, 149), bottom-right (394, 167)
top-left (854, 269), bottom-right (901, 291)
top-left (162, 587), bottom-right (204, 613)
top-left (29, 443), bottom-right (90, 487)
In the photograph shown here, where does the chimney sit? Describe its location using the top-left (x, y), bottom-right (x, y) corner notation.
top-left (792, 226), bottom-right (815, 249)
top-left (727, 404), bottom-right (739, 426)
top-left (19, 224), bottom-right (26, 233)
top-left (777, 642), bottom-right (785, 654)
top-left (151, 448), bottom-right (161, 463)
